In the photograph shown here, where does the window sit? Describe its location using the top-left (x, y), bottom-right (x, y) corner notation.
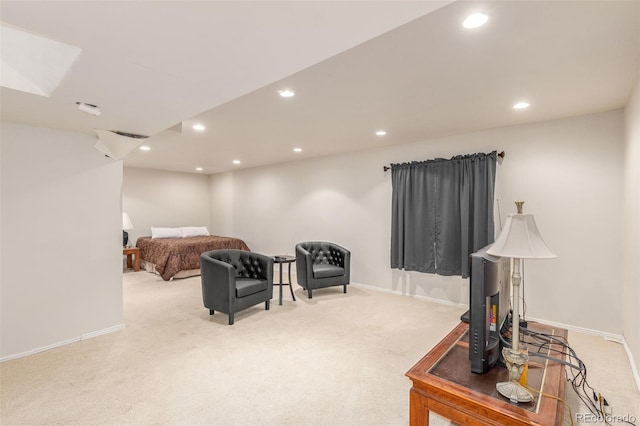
top-left (390, 151), bottom-right (497, 278)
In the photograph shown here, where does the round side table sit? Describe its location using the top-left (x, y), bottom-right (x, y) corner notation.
top-left (272, 255), bottom-right (296, 305)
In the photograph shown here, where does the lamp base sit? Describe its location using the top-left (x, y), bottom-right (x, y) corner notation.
top-left (497, 348), bottom-right (533, 403)
top-left (496, 380), bottom-right (533, 403)
top-left (123, 230), bottom-right (128, 248)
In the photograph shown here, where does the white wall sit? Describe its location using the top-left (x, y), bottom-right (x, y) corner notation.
top-left (1, 122), bottom-right (123, 360)
top-left (624, 79), bottom-right (640, 381)
top-left (122, 167), bottom-right (211, 245)
top-left (209, 172), bottom-right (234, 236)
top-left (210, 110), bottom-right (625, 335)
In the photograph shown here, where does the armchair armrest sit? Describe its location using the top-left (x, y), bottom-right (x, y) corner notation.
top-left (295, 244), bottom-right (313, 287)
top-left (200, 252), bottom-right (235, 304)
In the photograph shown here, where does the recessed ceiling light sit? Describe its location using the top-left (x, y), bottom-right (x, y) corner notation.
top-left (232, 160), bottom-right (241, 165)
top-left (278, 89), bottom-right (295, 98)
top-left (195, 167), bottom-right (203, 171)
top-left (376, 130), bottom-right (387, 136)
top-left (139, 145), bottom-right (151, 151)
top-left (513, 102), bottom-right (531, 110)
top-left (293, 148), bottom-right (302, 153)
top-left (463, 13), bottom-right (488, 29)
top-left (192, 124), bottom-right (205, 131)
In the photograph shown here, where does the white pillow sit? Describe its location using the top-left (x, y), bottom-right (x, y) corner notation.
top-left (151, 227), bottom-right (182, 239)
top-left (180, 226), bottom-right (210, 238)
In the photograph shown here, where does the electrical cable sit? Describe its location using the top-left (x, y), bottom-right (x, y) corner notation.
top-left (497, 315), bottom-right (636, 426)
top-left (523, 383), bottom-right (575, 426)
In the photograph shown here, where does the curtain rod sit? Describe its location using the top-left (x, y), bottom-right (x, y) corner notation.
top-left (383, 151), bottom-right (505, 172)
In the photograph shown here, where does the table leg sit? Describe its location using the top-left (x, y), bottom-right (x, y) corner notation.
top-left (288, 262), bottom-right (296, 301)
top-left (278, 262), bottom-right (283, 305)
top-left (127, 254), bottom-right (133, 269)
top-left (409, 391), bottom-right (430, 426)
top-left (134, 252), bottom-right (140, 271)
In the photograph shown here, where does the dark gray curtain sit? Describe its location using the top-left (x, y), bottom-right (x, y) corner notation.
top-left (390, 151), bottom-right (496, 278)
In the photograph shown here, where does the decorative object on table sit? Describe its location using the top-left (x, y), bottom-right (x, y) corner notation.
top-left (487, 201), bottom-right (556, 403)
top-left (122, 212), bottom-right (133, 248)
top-left (200, 249), bottom-right (273, 325)
top-left (295, 241), bottom-right (350, 299)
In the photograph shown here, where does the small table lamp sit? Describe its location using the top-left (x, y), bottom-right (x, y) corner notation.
top-left (122, 212), bottom-right (133, 248)
top-left (487, 201), bottom-right (556, 403)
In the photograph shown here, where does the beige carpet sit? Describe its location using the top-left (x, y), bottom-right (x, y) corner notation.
top-left (1, 270), bottom-right (638, 426)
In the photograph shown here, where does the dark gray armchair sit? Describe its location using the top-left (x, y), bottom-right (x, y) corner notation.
top-left (295, 241), bottom-right (350, 299)
top-left (200, 249), bottom-right (273, 325)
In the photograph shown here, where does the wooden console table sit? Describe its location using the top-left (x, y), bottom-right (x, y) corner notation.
top-left (406, 321), bottom-right (567, 425)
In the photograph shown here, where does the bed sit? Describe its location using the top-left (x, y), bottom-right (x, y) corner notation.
top-left (136, 235), bottom-right (250, 281)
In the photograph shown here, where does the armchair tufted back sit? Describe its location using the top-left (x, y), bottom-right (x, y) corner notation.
top-left (297, 241), bottom-right (345, 267)
top-left (204, 250), bottom-right (266, 279)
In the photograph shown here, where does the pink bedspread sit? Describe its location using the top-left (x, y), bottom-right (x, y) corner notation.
top-left (136, 235), bottom-right (250, 281)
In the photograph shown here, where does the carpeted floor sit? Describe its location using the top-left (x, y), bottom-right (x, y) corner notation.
top-left (1, 270), bottom-right (638, 426)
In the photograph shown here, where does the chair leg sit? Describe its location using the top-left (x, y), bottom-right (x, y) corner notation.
top-left (266, 300), bottom-right (270, 310)
top-left (344, 284), bottom-right (347, 294)
top-left (308, 289), bottom-right (313, 299)
top-left (209, 309), bottom-right (215, 315)
top-left (228, 313), bottom-right (234, 325)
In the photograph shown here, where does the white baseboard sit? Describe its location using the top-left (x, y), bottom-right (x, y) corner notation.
top-left (81, 323), bottom-right (126, 340)
top-left (350, 281), bottom-right (468, 309)
top-left (620, 336), bottom-right (640, 393)
top-left (527, 315), bottom-right (640, 394)
top-left (0, 323), bottom-right (126, 363)
top-left (525, 315), bottom-right (622, 340)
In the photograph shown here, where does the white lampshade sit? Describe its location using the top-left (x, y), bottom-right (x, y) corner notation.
top-left (487, 213), bottom-right (556, 259)
top-left (122, 212), bottom-right (134, 231)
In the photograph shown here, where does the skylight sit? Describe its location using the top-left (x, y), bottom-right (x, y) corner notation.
top-left (0, 23), bottom-right (81, 97)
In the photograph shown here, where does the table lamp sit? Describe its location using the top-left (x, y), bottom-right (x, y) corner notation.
top-left (487, 201), bottom-right (556, 403)
top-left (122, 212), bottom-right (133, 248)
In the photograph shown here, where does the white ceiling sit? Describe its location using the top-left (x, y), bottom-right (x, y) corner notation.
top-left (1, 1), bottom-right (638, 174)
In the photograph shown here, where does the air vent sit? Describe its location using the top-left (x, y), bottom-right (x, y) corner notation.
top-left (112, 131), bottom-right (148, 139)
top-left (94, 129), bottom-right (148, 160)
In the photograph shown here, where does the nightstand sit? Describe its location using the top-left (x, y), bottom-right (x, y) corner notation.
top-left (123, 247), bottom-right (140, 272)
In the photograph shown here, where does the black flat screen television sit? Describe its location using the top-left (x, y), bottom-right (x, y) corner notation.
top-left (466, 244), bottom-right (511, 374)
